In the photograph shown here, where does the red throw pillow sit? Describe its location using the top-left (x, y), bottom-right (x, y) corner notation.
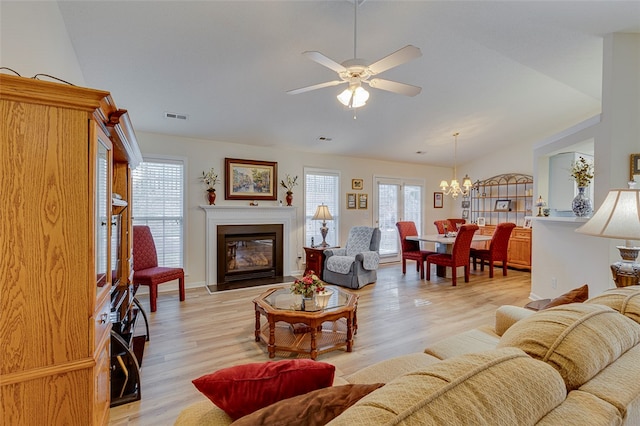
top-left (192, 359), bottom-right (335, 420)
top-left (542, 284), bottom-right (589, 309)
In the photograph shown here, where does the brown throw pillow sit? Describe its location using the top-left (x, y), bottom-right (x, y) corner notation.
top-left (542, 284), bottom-right (589, 309)
top-left (231, 383), bottom-right (384, 426)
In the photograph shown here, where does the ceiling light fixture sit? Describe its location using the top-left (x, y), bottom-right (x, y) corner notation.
top-left (440, 132), bottom-right (472, 199)
top-left (337, 83), bottom-right (369, 109)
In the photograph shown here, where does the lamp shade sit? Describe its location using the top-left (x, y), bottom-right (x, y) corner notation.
top-left (575, 189), bottom-right (640, 241)
top-left (312, 204), bottom-right (333, 221)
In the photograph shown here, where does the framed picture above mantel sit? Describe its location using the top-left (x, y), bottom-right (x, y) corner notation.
top-left (225, 158), bottom-right (277, 200)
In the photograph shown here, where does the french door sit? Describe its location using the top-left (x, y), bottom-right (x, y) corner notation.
top-left (374, 177), bottom-right (424, 263)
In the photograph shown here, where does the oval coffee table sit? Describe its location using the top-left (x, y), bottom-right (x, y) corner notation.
top-left (253, 286), bottom-right (358, 360)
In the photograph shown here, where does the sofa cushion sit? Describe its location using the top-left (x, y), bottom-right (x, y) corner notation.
top-left (586, 285), bottom-right (640, 324)
top-left (424, 328), bottom-right (499, 360)
top-left (495, 305), bottom-right (535, 336)
top-left (191, 359), bottom-right (335, 420)
top-left (174, 400), bottom-right (233, 426)
top-left (232, 383), bottom-right (384, 426)
top-left (578, 344), bottom-right (640, 425)
top-left (327, 348), bottom-right (567, 425)
top-left (497, 303), bottom-right (640, 390)
top-left (344, 353), bottom-right (441, 384)
top-left (536, 390), bottom-right (622, 426)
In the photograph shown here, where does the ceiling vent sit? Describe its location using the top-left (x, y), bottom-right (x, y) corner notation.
top-left (164, 112), bottom-right (188, 120)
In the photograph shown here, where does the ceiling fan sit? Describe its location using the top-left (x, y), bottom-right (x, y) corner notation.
top-left (287, 0), bottom-right (422, 109)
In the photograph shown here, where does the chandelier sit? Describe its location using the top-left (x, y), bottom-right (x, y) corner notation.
top-left (440, 132), bottom-right (472, 199)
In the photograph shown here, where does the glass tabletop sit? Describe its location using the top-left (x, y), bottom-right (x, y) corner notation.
top-left (263, 286), bottom-right (350, 312)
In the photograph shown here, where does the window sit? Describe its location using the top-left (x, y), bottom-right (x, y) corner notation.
top-left (132, 157), bottom-right (185, 268)
top-left (304, 168), bottom-right (340, 247)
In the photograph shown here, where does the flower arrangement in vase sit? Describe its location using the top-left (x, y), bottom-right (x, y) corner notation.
top-left (280, 174), bottom-right (298, 206)
top-left (290, 271), bottom-right (325, 299)
top-left (570, 156), bottom-right (594, 217)
top-left (202, 167), bottom-right (220, 205)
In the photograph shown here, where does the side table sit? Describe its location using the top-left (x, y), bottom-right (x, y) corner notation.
top-left (304, 246), bottom-right (334, 279)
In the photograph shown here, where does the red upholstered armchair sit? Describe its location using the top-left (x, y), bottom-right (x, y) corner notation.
top-left (426, 224), bottom-right (479, 286)
top-left (133, 225), bottom-right (185, 312)
top-left (470, 222), bottom-right (516, 278)
top-left (396, 222), bottom-right (436, 279)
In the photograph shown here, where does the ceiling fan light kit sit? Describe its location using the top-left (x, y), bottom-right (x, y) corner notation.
top-left (287, 0), bottom-right (422, 110)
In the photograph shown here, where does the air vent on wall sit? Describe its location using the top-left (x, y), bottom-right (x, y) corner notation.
top-left (164, 112), bottom-right (188, 120)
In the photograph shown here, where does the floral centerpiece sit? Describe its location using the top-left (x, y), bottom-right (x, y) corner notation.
top-left (280, 174), bottom-right (298, 206)
top-left (570, 156), bottom-right (594, 187)
top-left (290, 271), bottom-right (325, 298)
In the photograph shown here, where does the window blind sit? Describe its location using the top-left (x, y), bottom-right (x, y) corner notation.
top-left (304, 169), bottom-right (340, 247)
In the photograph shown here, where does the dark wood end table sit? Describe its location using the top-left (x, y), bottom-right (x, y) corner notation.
top-left (304, 246), bottom-right (336, 279)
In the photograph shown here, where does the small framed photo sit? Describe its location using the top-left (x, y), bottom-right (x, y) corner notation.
top-left (461, 200), bottom-right (470, 209)
top-left (358, 193), bottom-right (368, 209)
top-left (523, 218), bottom-right (532, 229)
top-left (346, 193), bottom-right (357, 209)
top-left (434, 192), bottom-right (443, 208)
top-left (352, 178), bottom-right (363, 190)
top-left (477, 217), bottom-right (486, 227)
top-left (631, 153), bottom-right (640, 182)
top-left (494, 199), bottom-right (511, 212)
top-left (462, 209), bottom-right (469, 219)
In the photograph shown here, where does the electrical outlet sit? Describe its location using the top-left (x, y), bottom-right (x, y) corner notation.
top-left (551, 277), bottom-right (557, 289)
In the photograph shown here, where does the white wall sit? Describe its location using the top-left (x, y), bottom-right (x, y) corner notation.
top-left (136, 131), bottom-right (453, 287)
top-left (0, 2), bottom-right (85, 85)
top-left (531, 33), bottom-right (640, 300)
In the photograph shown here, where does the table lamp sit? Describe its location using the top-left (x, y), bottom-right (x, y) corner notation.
top-left (312, 204), bottom-right (333, 247)
top-left (535, 195), bottom-right (546, 217)
top-left (575, 186), bottom-right (640, 287)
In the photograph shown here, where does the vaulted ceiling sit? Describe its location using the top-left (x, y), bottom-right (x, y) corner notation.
top-left (57, 1), bottom-right (639, 167)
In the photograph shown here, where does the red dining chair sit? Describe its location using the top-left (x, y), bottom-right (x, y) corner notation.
top-left (434, 220), bottom-right (449, 234)
top-left (133, 225), bottom-right (185, 312)
top-left (447, 218), bottom-right (466, 232)
top-left (396, 222), bottom-right (436, 279)
top-left (426, 224), bottom-right (479, 286)
top-left (470, 222), bottom-right (516, 278)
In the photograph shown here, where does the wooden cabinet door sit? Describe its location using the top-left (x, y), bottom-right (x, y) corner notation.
top-left (507, 228), bottom-right (531, 269)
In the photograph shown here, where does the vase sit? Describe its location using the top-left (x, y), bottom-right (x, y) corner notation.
top-left (207, 190), bottom-right (216, 205)
top-left (302, 296), bottom-right (314, 311)
top-left (286, 192), bottom-right (293, 206)
top-left (315, 290), bottom-right (333, 309)
top-left (572, 186), bottom-right (592, 217)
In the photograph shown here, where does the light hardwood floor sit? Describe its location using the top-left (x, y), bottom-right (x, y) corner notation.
top-left (109, 262), bottom-right (532, 425)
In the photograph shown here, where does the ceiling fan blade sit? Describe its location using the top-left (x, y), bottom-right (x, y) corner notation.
top-left (367, 78), bottom-right (422, 97)
top-left (367, 45), bottom-right (422, 75)
top-left (287, 80), bottom-right (345, 95)
top-left (303, 51), bottom-right (347, 73)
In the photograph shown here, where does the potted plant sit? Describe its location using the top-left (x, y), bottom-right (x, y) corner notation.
top-left (570, 156), bottom-right (594, 217)
top-left (280, 174), bottom-right (298, 206)
top-left (202, 168), bottom-right (220, 205)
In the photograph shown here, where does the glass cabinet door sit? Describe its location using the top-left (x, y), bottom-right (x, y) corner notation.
top-left (96, 136), bottom-right (110, 289)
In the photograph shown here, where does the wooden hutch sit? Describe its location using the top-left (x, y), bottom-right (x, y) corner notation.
top-left (470, 173), bottom-right (533, 270)
top-left (0, 74), bottom-right (142, 424)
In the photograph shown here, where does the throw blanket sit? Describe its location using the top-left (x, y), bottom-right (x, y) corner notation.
top-left (325, 227), bottom-right (380, 274)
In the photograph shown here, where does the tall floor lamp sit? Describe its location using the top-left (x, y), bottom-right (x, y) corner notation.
top-left (576, 187), bottom-right (640, 287)
top-left (312, 204), bottom-right (333, 247)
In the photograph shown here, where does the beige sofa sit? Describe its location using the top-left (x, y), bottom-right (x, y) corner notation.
top-left (175, 286), bottom-right (640, 425)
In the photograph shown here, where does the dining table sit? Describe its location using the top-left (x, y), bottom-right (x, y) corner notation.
top-left (406, 233), bottom-right (492, 278)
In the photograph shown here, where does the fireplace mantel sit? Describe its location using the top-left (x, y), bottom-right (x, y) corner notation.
top-left (200, 205), bottom-right (297, 291)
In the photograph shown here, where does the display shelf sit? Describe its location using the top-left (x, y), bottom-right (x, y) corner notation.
top-left (471, 173), bottom-right (534, 226)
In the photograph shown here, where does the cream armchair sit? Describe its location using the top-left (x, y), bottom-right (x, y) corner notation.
top-left (323, 226), bottom-right (381, 289)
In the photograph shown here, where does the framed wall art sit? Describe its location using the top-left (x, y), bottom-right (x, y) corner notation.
top-left (462, 209), bottom-right (469, 219)
top-left (352, 178), bottom-right (364, 190)
top-left (494, 199), bottom-right (511, 212)
top-left (225, 158), bottom-right (277, 200)
top-left (461, 200), bottom-right (470, 209)
top-left (346, 193), bottom-right (357, 209)
top-left (523, 217), bottom-right (532, 229)
top-left (631, 153), bottom-right (640, 182)
top-left (477, 217), bottom-right (486, 227)
top-left (434, 192), bottom-right (443, 208)
top-left (358, 193), bottom-right (368, 209)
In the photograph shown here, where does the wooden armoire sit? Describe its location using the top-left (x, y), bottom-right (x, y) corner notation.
top-left (0, 74), bottom-right (141, 425)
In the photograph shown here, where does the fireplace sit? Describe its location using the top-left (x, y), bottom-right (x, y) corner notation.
top-left (200, 205), bottom-right (297, 292)
top-left (217, 224), bottom-right (283, 284)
